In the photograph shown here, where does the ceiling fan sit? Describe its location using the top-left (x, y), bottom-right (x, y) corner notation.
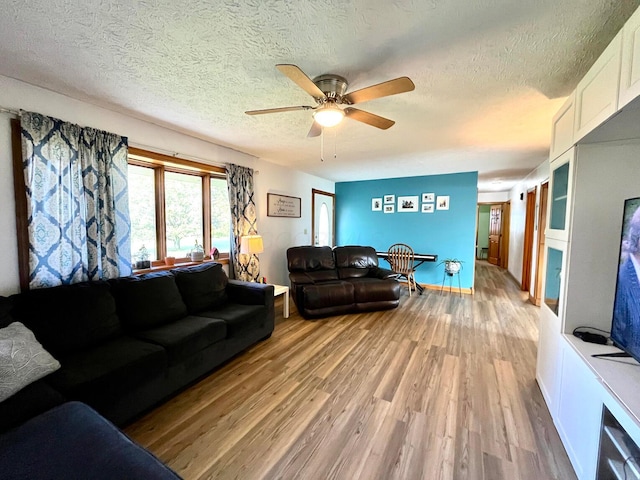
top-left (245, 64), bottom-right (415, 137)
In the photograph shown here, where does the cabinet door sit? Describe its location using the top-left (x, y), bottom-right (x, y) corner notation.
top-left (556, 340), bottom-right (603, 480)
top-left (549, 92), bottom-right (576, 159)
top-left (619, 7), bottom-right (640, 109)
top-left (547, 149), bottom-right (574, 242)
top-left (536, 305), bottom-right (563, 417)
top-left (574, 31), bottom-right (622, 141)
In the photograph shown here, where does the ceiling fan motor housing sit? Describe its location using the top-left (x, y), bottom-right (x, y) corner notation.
top-left (313, 74), bottom-right (348, 102)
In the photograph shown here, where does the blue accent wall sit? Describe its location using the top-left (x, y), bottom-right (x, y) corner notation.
top-left (335, 171), bottom-right (478, 289)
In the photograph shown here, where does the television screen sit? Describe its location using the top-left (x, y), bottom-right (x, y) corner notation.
top-left (611, 197), bottom-right (640, 361)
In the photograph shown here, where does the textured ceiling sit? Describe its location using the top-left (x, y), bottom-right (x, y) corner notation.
top-left (0, 0), bottom-right (638, 191)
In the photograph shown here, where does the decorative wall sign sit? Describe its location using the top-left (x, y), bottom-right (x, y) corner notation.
top-left (384, 195), bottom-right (395, 204)
top-left (422, 203), bottom-right (434, 213)
top-left (422, 192), bottom-right (435, 203)
top-left (384, 204), bottom-right (395, 214)
top-left (397, 195), bottom-right (419, 212)
top-left (436, 195), bottom-right (450, 210)
top-left (267, 193), bottom-right (301, 217)
top-left (372, 198), bottom-right (382, 211)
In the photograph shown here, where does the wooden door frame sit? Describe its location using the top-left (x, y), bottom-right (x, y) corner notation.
top-left (522, 188), bottom-right (537, 291)
top-left (499, 201), bottom-right (510, 269)
top-left (311, 189), bottom-right (336, 247)
top-left (532, 181), bottom-right (549, 305)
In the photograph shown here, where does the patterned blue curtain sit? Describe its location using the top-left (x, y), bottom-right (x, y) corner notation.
top-left (21, 111), bottom-right (131, 288)
top-left (226, 163), bottom-right (259, 281)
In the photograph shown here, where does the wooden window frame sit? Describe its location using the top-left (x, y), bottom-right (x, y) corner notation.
top-left (128, 148), bottom-right (229, 269)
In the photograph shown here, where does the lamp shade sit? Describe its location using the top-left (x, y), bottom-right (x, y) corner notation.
top-left (313, 104), bottom-right (345, 127)
top-left (240, 235), bottom-right (264, 255)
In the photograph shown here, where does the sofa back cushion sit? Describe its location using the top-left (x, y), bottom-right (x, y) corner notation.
top-left (109, 272), bottom-right (188, 331)
top-left (0, 297), bottom-right (13, 328)
top-left (172, 263), bottom-right (228, 314)
top-left (334, 246), bottom-right (380, 279)
top-left (9, 282), bottom-right (121, 356)
top-left (288, 246), bottom-right (337, 271)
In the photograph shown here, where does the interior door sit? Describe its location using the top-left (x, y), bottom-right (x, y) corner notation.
top-left (312, 189), bottom-right (335, 247)
top-left (522, 189), bottom-right (537, 291)
top-left (533, 182), bottom-right (549, 305)
top-left (488, 204), bottom-right (502, 265)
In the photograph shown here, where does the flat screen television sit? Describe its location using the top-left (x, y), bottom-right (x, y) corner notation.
top-left (610, 197), bottom-right (640, 361)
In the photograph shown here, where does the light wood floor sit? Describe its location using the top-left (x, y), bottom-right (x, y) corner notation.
top-left (125, 261), bottom-right (576, 480)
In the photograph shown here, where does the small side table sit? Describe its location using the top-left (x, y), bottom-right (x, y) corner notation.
top-left (272, 284), bottom-right (290, 318)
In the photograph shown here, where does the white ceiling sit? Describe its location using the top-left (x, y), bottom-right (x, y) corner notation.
top-left (0, 1), bottom-right (637, 192)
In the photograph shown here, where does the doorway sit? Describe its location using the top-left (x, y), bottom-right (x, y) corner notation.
top-left (532, 182), bottom-right (549, 305)
top-left (522, 187), bottom-right (537, 291)
top-left (312, 189), bottom-right (335, 247)
top-left (477, 202), bottom-right (510, 269)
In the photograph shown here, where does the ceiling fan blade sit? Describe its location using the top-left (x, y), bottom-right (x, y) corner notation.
top-left (307, 121), bottom-right (322, 138)
top-left (344, 108), bottom-right (395, 129)
top-left (343, 77), bottom-right (415, 104)
top-left (245, 105), bottom-right (313, 115)
top-left (276, 64), bottom-right (326, 99)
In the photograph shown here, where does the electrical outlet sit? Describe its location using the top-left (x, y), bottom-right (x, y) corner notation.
top-left (304, 228), bottom-right (308, 234)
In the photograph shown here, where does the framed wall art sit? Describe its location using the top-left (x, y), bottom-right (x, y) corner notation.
top-left (384, 204), bottom-right (395, 214)
top-left (267, 193), bottom-right (301, 217)
top-left (397, 195), bottom-right (419, 212)
top-left (384, 195), bottom-right (395, 204)
top-left (436, 195), bottom-right (450, 210)
top-left (372, 198), bottom-right (382, 211)
top-left (422, 203), bottom-right (434, 213)
top-left (422, 192), bottom-right (435, 203)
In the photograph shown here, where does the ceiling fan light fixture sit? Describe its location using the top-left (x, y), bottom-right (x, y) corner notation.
top-left (313, 104), bottom-right (345, 127)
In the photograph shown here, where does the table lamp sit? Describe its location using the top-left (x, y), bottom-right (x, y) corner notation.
top-left (240, 235), bottom-right (264, 255)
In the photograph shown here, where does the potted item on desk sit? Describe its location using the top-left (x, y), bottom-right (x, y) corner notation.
top-left (134, 245), bottom-right (151, 269)
top-left (190, 240), bottom-right (204, 262)
top-left (439, 258), bottom-right (463, 276)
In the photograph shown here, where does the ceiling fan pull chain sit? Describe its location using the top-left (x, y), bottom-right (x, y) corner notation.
top-left (334, 128), bottom-right (337, 159)
top-left (320, 128), bottom-right (324, 162)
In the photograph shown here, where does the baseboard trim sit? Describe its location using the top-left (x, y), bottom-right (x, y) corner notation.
top-left (397, 280), bottom-right (473, 295)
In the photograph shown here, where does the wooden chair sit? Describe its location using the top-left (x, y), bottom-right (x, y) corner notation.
top-left (387, 243), bottom-right (417, 296)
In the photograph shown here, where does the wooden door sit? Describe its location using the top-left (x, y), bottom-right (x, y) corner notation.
top-left (500, 202), bottom-right (510, 269)
top-left (488, 205), bottom-right (502, 265)
top-left (522, 189), bottom-right (537, 291)
top-left (532, 182), bottom-right (549, 305)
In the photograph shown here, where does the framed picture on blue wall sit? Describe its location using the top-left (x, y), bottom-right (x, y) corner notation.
top-left (422, 192), bottom-right (435, 203)
top-left (384, 204), bottom-right (394, 213)
top-left (398, 196), bottom-right (419, 212)
top-left (384, 195), bottom-right (395, 204)
top-left (372, 198), bottom-right (382, 211)
top-left (422, 203), bottom-right (434, 213)
top-left (437, 195), bottom-right (450, 210)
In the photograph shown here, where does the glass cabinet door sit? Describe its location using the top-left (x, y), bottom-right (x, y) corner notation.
top-left (543, 239), bottom-right (567, 319)
top-left (547, 148), bottom-right (574, 241)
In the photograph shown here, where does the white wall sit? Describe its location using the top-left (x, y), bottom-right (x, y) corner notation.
top-left (478, 191), bottom-right (510, 203)
top-left (508, 159), bottom-right (550, 290)
top-left (0, 75), bottom-right (333, 294)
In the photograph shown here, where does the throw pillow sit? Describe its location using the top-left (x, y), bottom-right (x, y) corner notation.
top-left (0, 322), bottom-right (61, 402)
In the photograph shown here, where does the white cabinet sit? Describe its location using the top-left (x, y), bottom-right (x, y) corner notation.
top-left (619, 7), bottom-right (640, 108)
top-left (574, 31), bottom-right (622, 141)
top-left (546, 149), bottom-right (574, 242)
top-left (555, 340), bottom-right (603, 480)
top-left (549, 92), bottom-right (576, 159)
top-left (536, 306), bottom-right (562, 417)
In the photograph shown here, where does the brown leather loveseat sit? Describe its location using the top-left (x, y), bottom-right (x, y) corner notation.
top-left (287, 245), bottom-right (401, 319)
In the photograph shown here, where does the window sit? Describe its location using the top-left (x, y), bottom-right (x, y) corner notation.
top-left (127, 148), bottom-right (230, 265)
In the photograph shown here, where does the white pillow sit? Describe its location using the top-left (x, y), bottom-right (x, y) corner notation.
top-left (0, 322), bottom-right (60, 402)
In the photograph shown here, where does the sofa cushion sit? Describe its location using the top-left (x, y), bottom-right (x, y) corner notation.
top-left (9, 281), bottom-right (121, 356)
top-left (172, 262), bottom-right (228, 314)
top-left (0, 380), bottom-right (65, 433)
top-left (347, 277), bottom-right (402, 303)
top-left (0, 296), bottom-right (13, 328)
top-left (0, 401), bottom-right (181, 480)
top-left (198, 303), bottom-right (266, 336)
top-left (47, 336), bottom-right (166, 406)
top-left (287, 246), bottom-right (336, 272)
top-left (134, 316), bottom-right (227, 365)
top-left (302, 281), bottom-right (355, 310)
top-left (0, 322), bottom-right (61, 402)
top-left (109, 272), bottom-right (188, 331)
top-left (334, 246), bottom-right (380, 279)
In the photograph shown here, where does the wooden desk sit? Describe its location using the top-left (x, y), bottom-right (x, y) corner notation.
top-left (376, 251), bottom-right (438, 295)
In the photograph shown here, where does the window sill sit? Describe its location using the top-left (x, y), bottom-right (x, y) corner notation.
top-left (132, 257), bottom-right (228, 275)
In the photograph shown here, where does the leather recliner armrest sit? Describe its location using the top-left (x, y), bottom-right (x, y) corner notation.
top-left (289, 272), bottom-right (314, 285)
top-left (371, 267), bottom-right (398, 280)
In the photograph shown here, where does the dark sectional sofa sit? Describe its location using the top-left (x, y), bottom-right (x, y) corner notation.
top-left (0, 262), bottom-right (274, 430)
top-left (287, 245), bottom-right (401, 319)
